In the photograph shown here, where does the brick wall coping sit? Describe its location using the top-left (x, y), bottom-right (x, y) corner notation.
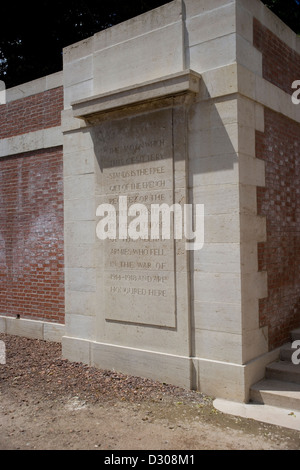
top-left (5, 71), bottom-right (63, 103)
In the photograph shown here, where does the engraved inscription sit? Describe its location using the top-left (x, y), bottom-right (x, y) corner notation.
top-left (95, 109), bottom-right (176, 327)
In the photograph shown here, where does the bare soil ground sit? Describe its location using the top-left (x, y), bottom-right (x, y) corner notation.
top-left (0, 333), bottom-right (299, 451)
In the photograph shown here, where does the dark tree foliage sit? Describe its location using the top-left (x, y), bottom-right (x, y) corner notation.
top-left (0, 0), bottom-right (299, 88)
top-left (263, 0), bottom-right (300, 35)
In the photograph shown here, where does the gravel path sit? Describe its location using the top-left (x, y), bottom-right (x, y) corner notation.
top-left (0, 333), bottom-right (299, 450)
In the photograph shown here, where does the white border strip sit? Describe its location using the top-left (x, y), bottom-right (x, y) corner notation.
top-left (0, 315), bottom-right (65, 343)
top-left (0, 126), bottom-right (63, 158)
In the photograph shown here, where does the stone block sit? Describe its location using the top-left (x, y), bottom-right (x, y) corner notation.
top-left (193, 300), bottom-right (242, 335)
top-left (65, 267), bottom-right (96, 293)
top-left (65, 243), bottom-right (96, 269)
top-left (64, 56), bottom-right (93, 88)
top-left (94, 0), bottom-right (183, 52)
top-left (242, 327), bottom-right (269, 363)
top-left (62, 336), bottom-right (91, 365)
top-left (64, 221), bottom-right (96, 246)
top-left (6, 76), bottom-right (47, 102)
top-left (63, 129), bottom-right (94, 153)
top-left (240, 214), bottom-right (267, 243)
top-left (236, 3), bottom-right (254, 43)
top-left (63, 36), bottom-right (94, 64)
top-left (192, 184), bottom-right (239, 215)
top-left (186, 2), bottom-right (235, 47)
top-left (239, 154), bottom-right (265, 187)
top-left (46, 71), bottom-right (63, 90)
top-left (0, 316), bottom-right (6, 333)
top-left (190, 153), bottom-right (239, 187)
top-left (65, 313), bottom-right (96, 341)
top-left (0, 127), bottom-right (63, 159)
top-left (194, 329), bottom-right (243, 363)
top-left (193, 242), bottom-right (241, 273)
top-left (64, 79), bottom-right (94, 109)
top-left (189, 122), bottom-right (239, 160)
top-left (65, 291), bottom-right (96, 317)
top-left (64, 198), bottom-right (95, 222)
top-left (184, 0), bottom-right (235, 19)
top-left (64, 174), bottom-right (95, 202)
top-left (193, 272), bottom-right (241, 304)
top-left (240, 241), bottom-right (259, 274)
top-left (241, 271), bottom-right (268, 301)
top-left (199, 64), bottom-right (238, 99)
top-left (43, 323), bottom-right (65, 343)
top-left (93, 22), bottom-right (184, 96)
top-left (203, 213), bottom-right (240, 243)
top-left (255, 103), bottom-right (265, 132)
top-left (190, 34), bottom-right (236, 74)
top-left (63, 148), bottom-right (94, 177)
top-left (189, 97), bottom-right (238, 132)
top-left (236, 35), bottom-right (262, 75)
top-left (6, 318), bottom-right (44, 340)
top-left (91, 341), bottom-right (192, 389)
top-left (194, 357), bottom-right (247, 402)
top-left (239, 184), bottom-right (258, 215)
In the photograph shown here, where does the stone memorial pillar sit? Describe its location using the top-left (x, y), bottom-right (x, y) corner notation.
top-left (61, 0), bottom-right (300, 402)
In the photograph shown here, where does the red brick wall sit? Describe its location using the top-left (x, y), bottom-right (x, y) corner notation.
top-left (256, 109), bottom-right (300, 350)
top-left (0, 147), bottom-right (64, 324)
top-left (0, 83), bottom-right (65, 325)
top-left (253, 18), bottom-right (300, 349)
top-left (0, 87), bottom-right (63, 139)
top-left (253, 18), bottom-right (300, 95)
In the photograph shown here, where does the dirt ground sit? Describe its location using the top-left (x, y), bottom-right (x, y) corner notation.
top-left (0, 333), bottom-right (300, 451)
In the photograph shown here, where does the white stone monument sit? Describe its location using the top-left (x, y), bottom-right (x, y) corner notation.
top-left (61, 0), bottom-right (300, 402)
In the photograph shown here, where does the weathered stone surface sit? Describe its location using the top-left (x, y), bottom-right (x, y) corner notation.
top-left (93, 108), bottom-right (184, 328)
